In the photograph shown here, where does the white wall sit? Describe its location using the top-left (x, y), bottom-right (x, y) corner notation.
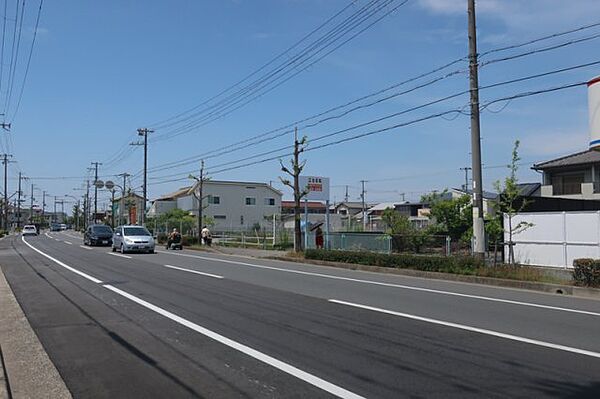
top-left (176, 182), bottom-right (281, 231)
top-left (505, 211), bottom-right (600, 268)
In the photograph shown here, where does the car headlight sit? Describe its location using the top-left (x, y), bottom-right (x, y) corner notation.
top-left (124, 238), bottom-right (133, 244)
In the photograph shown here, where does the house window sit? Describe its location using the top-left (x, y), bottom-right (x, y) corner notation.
top-left (264, 198), bottom-right (275, 206)
top-left (552, 173), bottom-right (583, 195)
top-left (208, 195), bottom-right (220, 205)
top-left (245, 197), bottom-right (256, 205)
top-left (214, 215), bottom-right (226, 220)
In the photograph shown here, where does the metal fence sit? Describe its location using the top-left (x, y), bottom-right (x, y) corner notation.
top-left (305, 232), bottom-right (392, 253)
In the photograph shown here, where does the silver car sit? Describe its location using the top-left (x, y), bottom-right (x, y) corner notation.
top-left (112, 225), bottom-right (155, 254)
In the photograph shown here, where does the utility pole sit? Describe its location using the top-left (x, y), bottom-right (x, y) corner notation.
top-left (30, 184), bottom-right (35, 223)
top-left (400, 192), bottom-right (406, 202)
top-left (188, 161), bottom-right (206, 241)
top-left (117, 172), bottom-right (130, 226)
top-left (91, 162), bottom-right (102, 223)
top-left (16, 172), bottom-right (25, 228)
top-left (344, 185), bottom-right (349, 203)
top-left (131, 128), bottom-right (153, 225)
top-left (360, 180), bottom-right (367, 230)
top-left (468, 0), bottom-right (485, 259)
top-left (53, 196), bottom-right (57, 222)
top-left (1, 153), bottom-right (12, 230)
top-left (280, 127), bottom-right (308, 252)
top-left (42, 191), bottom-right (46, 227)
top-left (460, 166), bottom-right (472, 191)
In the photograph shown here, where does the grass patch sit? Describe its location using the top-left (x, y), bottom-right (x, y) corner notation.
top-left (304, 249), bottom-right (570, 284)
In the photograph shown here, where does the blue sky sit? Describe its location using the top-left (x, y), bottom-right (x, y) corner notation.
top-left (6, 0), bottom-right (600, 211)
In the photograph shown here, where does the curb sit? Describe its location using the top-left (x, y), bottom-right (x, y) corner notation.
top-left (0, 252), bottom-right (72, 398)
top-left (265, 256), bottom-right (600, 300)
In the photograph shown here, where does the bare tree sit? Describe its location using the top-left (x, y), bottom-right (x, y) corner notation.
top-left (280, 128), bottom-right (308, 252)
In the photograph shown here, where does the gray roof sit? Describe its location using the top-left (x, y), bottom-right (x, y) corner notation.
top-left (533, 149), bottom-right (600, 170)
top-left (453, 188), bottom-right (498, 200)
top-left (516, 183), bottom-right (541, 197)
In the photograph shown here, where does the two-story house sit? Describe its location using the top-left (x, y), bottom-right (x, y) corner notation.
top-left (533, 149), bottom-right (600, 200)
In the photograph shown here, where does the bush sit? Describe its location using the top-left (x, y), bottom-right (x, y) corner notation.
top-left (304, 249), bottom-right (483, 274)
top-left (573, 259), bottom-right (600, 287)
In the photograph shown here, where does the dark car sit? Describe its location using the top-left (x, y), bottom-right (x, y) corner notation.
top-left (84, 224), bottom-right (114, 246)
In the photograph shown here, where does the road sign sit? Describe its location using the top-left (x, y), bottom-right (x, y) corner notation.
top-left (299, 176), bottom-right (329, 201)
top-left (94, 180), bottom-right (104, 189)
top-left (105, 180), bottom-right (115, 190)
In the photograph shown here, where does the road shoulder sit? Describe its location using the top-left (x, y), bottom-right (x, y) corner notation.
top-left (0, 237), bottom-right (72, 399)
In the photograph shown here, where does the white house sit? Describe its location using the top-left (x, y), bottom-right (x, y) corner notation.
top-left (149, 180), bottom-right (282, 232)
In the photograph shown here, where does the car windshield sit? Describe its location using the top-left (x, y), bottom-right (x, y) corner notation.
top-left (92, 226), bottom-right (112, 234)
top-left (123, 227), bottom-right (151, 236)
top-left (24, 226), bottom-right (35, 230)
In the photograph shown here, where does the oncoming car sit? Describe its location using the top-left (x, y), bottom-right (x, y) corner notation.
top-left (22, 225), bottom-right (38, 236)
top-left (112, 225), bottom-right (155, 254)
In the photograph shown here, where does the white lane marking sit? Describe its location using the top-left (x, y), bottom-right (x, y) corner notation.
top-left (64, 241), bottom-right (72, 245)
top-left (104, 284), bottom-right (364, 399)
top-left (108, 252), bottom-right (131, 259)
top-left (79, 245), bottom-right (92, 250)
top-left (20, 236), bottom-right (103, 284)
top-left (164, 264), bottom-right (223, 279)
top-left (54, 238), bottom-right (60, 241)
top-left (330, 299), bottom-right (600, 359)
top-left (156, 251), bottom-right (600, 317)
top-left (44, 232), bottom-right (52, 238)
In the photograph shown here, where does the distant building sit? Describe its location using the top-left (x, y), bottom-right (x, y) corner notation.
top-left (533, 149), bottom-right (600, 200)
top-left (149, 180), bottom-right (282, 232)
top-left (112, 192), bottom-right (146, 225)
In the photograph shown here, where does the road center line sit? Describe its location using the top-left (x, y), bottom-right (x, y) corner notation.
top-left (103, 284), bottom-right (363, 399)
top-left (21, 236), bottom-right (103, 284)
top-left (79, 245), bottom-right (92, 250)
top-left (156, 251), bottom-right (600, 317)
top-left (108, 252), bottom-right (132, 259)
top-left (329, 299), bottom-right (600, 359)
top-left (64, 241), bottom-right (72, 245)
top-left (44, 232), bottom-right (52, 238)
top-left (164, 264), bottom-right (223, 279)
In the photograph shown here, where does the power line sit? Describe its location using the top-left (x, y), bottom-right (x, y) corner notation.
top-left (150, 0), bottom-right (407, 142)
top-left (4, 0), bottom-right (25, 116)
top-left (10, 0), bottom-right (43, 122)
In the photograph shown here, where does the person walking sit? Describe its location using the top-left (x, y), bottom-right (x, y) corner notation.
top-left (201, 225), bottom-right (212, 246)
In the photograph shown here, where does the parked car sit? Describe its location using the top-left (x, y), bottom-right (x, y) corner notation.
top-left (50, 223), bottom-right (61, 231)
top-left (60, 223), bottom-right (67, 230)
top-left (84, 224), bottom-right (113, 246)
top-left (112, 225), bottom-right (155, 254)
top-left (22, 225), bottom-right (37, 236)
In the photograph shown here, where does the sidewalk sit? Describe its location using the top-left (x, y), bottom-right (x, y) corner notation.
top-left (0, 236), bottom-right (72, 399)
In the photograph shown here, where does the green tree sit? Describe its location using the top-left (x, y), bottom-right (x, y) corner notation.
top-left (382, 208), bottom-right (433, 253)
top-left (422, 191), bottom-right (472, 242)
top-left (493, 140), bottom-right (533, 265)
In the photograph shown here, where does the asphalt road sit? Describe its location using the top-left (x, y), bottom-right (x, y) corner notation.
top-left (1, 231), bottom-right (600, 398)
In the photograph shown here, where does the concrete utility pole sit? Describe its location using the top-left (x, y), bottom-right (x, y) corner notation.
top-left (53, 196), bottom-right (57, 222)
top-left (30, 184), bottom-right (35, 223)
top-left (1, 153), bottom-right (12, 230)
top-left (460, 167), bottom-right (472, 191)
top-left (468, 0), bottom-right (485, 259)
top-left (279, 127), bottom-right (308, 252)
top-left (16, 172), bottom-right (25, 228)
top-left (91, 162), bottom-right (102, 223)
top-left (117, 173), bottom-right (130, 226)
top-left (131, 128), bottom-right (153, 225)
top-left (344, 185), bottom-right (349, 203)
top-left (42, 191), bottom-right (46, 227)
top-left (360, 180), bottom-right (367, 230)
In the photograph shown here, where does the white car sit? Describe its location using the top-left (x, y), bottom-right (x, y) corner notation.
top-left (22, 225), bottom-right (37, 236)
top-left (112, 225), bottom-right (155, 254)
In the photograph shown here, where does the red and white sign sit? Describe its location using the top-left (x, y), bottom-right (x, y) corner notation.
top-left (299, 176), bottom-right (330, 201)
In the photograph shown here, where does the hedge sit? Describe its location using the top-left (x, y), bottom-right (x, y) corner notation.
top-left (573, 259), bottom-right (600, 287)
top-left (304, 249), bottom-right (484, 274)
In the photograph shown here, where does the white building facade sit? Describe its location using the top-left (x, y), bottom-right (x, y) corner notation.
top-left (149, 180), bottom-right (282, 232)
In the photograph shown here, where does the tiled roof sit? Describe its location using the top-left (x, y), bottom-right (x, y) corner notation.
top-left (533, 149), bottom-right (600, 170)
top-left (516, 183), bottom-right (541, 197)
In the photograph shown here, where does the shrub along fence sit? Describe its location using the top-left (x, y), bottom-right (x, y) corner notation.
top-left (572, 259), bottom-right (600, 287)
